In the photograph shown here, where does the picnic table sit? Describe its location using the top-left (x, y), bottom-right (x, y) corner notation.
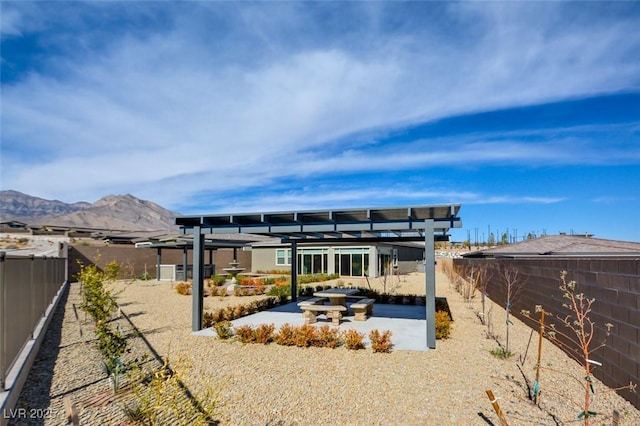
top-left (313, 287), bottom-right (360, 308)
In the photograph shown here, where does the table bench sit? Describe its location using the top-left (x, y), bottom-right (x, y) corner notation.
top-left (299, 304), bottom-right (347, 325)
top-left (297, 297), bottom-right (327, 307)
top-left (351, 298), bottom-right (375, 321)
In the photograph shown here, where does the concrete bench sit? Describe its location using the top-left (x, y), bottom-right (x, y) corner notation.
top-left (300, 304), bottom-right (347, 325)
top-left (351, 298), bottom-right (375, 321)
top-left (297, 297), bottom-right (327, 307)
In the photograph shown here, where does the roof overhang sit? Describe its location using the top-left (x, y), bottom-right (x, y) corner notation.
top-left (176, 204), bottom-right (462, 243)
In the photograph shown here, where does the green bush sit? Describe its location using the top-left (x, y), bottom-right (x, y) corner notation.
top-left (208, 275), bottom-right (227, 287)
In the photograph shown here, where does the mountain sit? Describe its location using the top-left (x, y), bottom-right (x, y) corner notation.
top-left (0, 190), bottom-right (178, 231)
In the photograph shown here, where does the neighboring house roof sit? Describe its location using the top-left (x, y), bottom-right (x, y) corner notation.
top-left (0, 220), bottom-right (28, 228)
top-left (463, 235), bottom-right (640, 257)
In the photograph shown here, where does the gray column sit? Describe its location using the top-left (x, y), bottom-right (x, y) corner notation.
top-left (425, 219), bottom-right (436, 349)
top-left (290, 241), bottom-right (298, 302)
top-left (156, 247), bottom-right (162, 281)
top-left (192, 227), bottom-right (205, 332)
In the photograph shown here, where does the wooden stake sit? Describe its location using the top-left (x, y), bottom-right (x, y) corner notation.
top-left (533, 308), bottom-right (545, 404)
top-left (64, 396), bottom-right (79, 426)
top-left (612, 409), bottom-right (620, 425)
top-left (486, 389), bottom-right (509, 426)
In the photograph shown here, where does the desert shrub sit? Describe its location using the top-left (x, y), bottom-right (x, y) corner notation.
top-left (174, 281), bottom-right (192, 295)
top-left (213, 321), bottom-right (233, 340)
top-left (343, 329), bottom-right (365, 350)
top-left (209, 286), bottom-right (226, 297)
top-left (293, 324), bottom-right (318, 347)
top-left (123, 355), bottom-right (222, 425)
top-left (298, 273), bottom-right (339, 284)
top-left (208, 275), bottom-right (227, 287)
top-left (298, 286), bottom-right (314, 297)
top-left (235, 325), bottom-right (255, 344)
top-left (253, 323), bottom-right (275, 344)
top-left (315, 325), bottom-right (342, 348)
top-left (369, 329), bottom-right (393, 353)
top-left (267, 285), bottom-right (290, 298)
top-left (490, 347), bottom-right (513, 359)
top-left (274, 323), bottom-right (297, 346)
top-left (104, 260), bottom-right (121, 281)
top-left (435, 310), bottom-right (452, 339)
top-left (222, 306), bottom-right (236, 321)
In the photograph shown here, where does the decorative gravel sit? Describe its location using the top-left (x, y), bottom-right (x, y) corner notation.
top-left (9, 271), bottom-right (640, 425)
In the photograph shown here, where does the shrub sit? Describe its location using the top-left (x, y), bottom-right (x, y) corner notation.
top-left (267, 285), bottom-right (290, 298)
top-left (435, 310), bottom-right (452, 339)
top-left (104, 260), bottom-right (121, 281)
top-left (207, 275), bottom-right (227, 287)
top-left (315, 325), bottom-right (342, 348)
top-left (490, 347), bottom-right (513, 359)
top-left (274, 323), bottom-right (297, 346)
top-left (174, 281), bottom-right (192, 295)
top-left (369, 329), bottom-right (393, 353)
top-left (343, 329), bottom-right (365, 350)
top-left (213, 321), bottom-right (233, 340)
top-left (254, 324), bottom-right (275, 344)
top-left (293, 324), bottom-right (318, 348)
top-left (235, 325), bottom-right (255, 344)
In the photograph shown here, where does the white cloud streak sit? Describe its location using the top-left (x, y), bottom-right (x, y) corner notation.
top-left (1, 2), bottom-right (639, 210)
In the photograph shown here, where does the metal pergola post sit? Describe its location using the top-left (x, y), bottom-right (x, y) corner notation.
top-left (192, 226), bottom-right (205, 332)
top-left (424, 219), bottom-right (436, 349)
top-left (290, 241), bottom-right (298, 302)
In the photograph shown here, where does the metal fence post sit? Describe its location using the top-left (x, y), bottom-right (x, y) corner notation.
top-left (1, 251), bottom-right (6, 390)
top-left (30, 254), bottom-right (35, 339)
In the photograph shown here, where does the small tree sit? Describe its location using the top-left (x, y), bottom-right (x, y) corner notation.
top-left (522, 271), bottom-right (636, 425)
top-left (496, 263), bottom-right (525, 356)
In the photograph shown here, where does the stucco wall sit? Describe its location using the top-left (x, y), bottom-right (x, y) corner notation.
top-left (454, 256), bottom-right (640, 409)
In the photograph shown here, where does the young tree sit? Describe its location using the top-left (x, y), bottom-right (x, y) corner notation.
top-left (497, 263), bottom-right (525, 355)
top-left (522, 271), bottom-right (636, 425)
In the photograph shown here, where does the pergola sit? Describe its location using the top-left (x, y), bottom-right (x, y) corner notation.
top-left (176, 204), bottom-right (462, 349)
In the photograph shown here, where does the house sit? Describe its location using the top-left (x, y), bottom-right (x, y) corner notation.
top-left (249, 238), bottom-right (425, 277)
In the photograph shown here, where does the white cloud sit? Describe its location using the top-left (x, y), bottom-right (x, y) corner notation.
top-left (1, 2), bottom-right (639, 208)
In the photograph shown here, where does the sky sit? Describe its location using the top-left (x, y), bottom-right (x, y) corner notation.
top-left (1, 2), bottom-right (640, 243)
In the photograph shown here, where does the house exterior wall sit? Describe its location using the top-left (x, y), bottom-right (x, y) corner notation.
top-left (250, 244), bottom-right (424, 277)
top-left (454, 256), bottom-right (640, 409)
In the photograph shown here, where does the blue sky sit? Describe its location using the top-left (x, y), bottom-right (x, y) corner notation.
top-left (1, 2), bottom-right (639, 243)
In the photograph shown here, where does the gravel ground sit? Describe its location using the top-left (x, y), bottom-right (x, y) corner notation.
top-left (9, 268), bottom-right (640, 425)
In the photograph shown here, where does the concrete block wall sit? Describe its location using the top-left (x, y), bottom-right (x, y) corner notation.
top-left (454, 257), bottom-right (640, 409)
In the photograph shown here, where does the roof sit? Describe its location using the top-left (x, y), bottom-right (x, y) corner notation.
top-left (463, 235), bottom-right (640, 258)
top-left (176, 204), bottom-right (462, 242)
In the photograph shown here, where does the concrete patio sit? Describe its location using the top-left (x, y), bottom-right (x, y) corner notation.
top-left (193, 299), bottom-right (430, 351)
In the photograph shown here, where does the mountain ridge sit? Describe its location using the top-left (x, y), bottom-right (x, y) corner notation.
top-left (0, 190), bottom-right (178, 231)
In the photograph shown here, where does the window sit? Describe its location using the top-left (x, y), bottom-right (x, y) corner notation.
top-left (276, 249), bottom-right (291, 266)
top-left (297, 248), bottom-right (329, 274)
top-left (334, 248), bottom-right (369, 277)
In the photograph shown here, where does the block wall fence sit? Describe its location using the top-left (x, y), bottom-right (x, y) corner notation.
top-left (453, 257), bottom-right (640, 409)
top-left (68, 245), bottom-right (252, 281)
